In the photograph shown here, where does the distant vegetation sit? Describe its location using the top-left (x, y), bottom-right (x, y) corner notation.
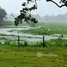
top-left (28, 13), bottom-right (67, 22)
top-left (0, 7), bottom-right (7, 25)
top-left (18, 22), bottom-right (67, 35)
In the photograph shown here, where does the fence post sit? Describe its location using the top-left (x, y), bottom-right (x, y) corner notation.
top-left (43, 35), bottom-right (46, 47)
top-left (18, 35), bottom-right (20, 47)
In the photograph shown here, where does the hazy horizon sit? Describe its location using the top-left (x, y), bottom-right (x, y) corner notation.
top-left (0, 0), bottom-right (67, 17)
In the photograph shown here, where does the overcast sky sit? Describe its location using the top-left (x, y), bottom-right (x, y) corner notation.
top-left (0, 0), bottom-right (67, 16)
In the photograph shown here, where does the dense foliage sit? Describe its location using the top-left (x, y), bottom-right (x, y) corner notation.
top-left (14, 0), bottom-right (38, 26)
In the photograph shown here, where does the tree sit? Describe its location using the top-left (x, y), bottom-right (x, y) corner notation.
top-left (0, 7), bottom-right (7, 25)
top-left (14, 0), bottom-right (38, 26)
top-left (46, 0), bottom-right (67, 8)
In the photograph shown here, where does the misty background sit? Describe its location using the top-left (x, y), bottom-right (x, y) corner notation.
top-left (0, 0), bottom-right (67, 26)
top-left (5, 13), bottom-right (67, 23)
top-left (0, 0), bottom-right (67, 16)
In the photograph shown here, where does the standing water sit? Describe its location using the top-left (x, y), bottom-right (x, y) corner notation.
top-left (0, 26), bottom-right (65, 44)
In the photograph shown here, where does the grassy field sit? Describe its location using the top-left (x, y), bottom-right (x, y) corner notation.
top-left (0, 44), bottom-right (67, 67)
top-left (0, 22), bottom-right (67, 67)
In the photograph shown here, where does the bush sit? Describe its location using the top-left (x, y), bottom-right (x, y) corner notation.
top-left (24, 41), bottom-right (28, 47)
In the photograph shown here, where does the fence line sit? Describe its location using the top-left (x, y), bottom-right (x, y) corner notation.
top-left (0, 35), bottom-right (46, 47)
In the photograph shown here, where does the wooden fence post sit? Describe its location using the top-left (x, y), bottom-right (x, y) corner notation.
top-left (43, 35), bottom-right (46, 47)
top-left (18, 35), bottom-right (20, 47)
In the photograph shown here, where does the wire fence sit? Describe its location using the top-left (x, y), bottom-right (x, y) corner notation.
top-left (0, 35), bottom-right (46, 47)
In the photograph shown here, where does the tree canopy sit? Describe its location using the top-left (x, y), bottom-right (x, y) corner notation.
top-left (14, 0), bottom-right (38, 26)
top-left (0, 7), bottom-right (7, 25)
top-left (46, 0), bottom-right (67, 8)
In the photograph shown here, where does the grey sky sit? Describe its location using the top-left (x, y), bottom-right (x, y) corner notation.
top-left (0, 0), bottom-right (67, 16)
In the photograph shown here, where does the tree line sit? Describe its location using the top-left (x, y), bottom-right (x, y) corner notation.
top-left (0, 7), bottom-right (7, 26)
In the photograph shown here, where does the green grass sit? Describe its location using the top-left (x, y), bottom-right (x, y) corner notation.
top-left (1, 38), bottom-right (67, 48)
top-left (56, 64), bottom-right (67, 67)
top-left (0, 44), bottom-right (67, 67)
top-left (46, 39), bottom-right (67, 48)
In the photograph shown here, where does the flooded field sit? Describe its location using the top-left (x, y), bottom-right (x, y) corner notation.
top-left (0, 26), bottom-right (66, 44)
